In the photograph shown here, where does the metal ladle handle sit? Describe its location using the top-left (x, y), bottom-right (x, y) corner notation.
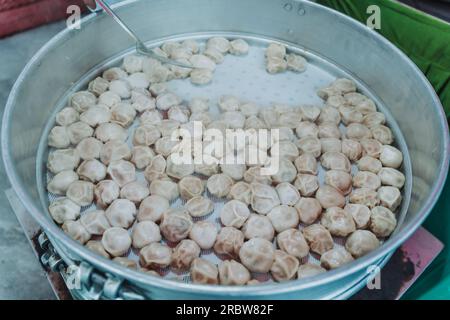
top-left (94, 0), bottom-right (192, 68)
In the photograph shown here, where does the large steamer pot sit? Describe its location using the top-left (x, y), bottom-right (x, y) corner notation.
top-left (2, 0), bottom-right (449, 299)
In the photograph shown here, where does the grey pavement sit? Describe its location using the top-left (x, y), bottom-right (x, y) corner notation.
top-left (0, 22), bottom-right (67, 300)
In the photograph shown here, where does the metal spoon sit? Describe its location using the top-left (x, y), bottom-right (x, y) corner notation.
top-left (95, 0), bottom-right (192, 68)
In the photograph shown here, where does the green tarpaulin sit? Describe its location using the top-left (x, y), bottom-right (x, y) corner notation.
top-left (316, 0), bottom-right (450, 300)
top-left (317, 0), bottom-right (450, 118)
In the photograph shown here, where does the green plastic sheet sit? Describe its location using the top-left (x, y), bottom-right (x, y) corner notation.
top-left (317, 0), bottom-right (450, 299)
top-left (317, 0), bottom-right (450, 118)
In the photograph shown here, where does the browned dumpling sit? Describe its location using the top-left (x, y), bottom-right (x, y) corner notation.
top-left (67, 180), bottom-right (94, 206)
top-left (345, 123), bottom-right (372, 141)
top-left (320, 207), bottom-right (356, 237)
top-left (185, 196), bottom-right (214, 218)
top-left (318, 122), bottom-right (341, 139)
top-left (239, 238), bottom-right (275, 273)
top-left (179, 176), bottom-right (204, 200)
top-left (133, 124), bottom-right (161, 146)
top-left (228, 181), bottom-right (253, 205)
top-left (214, 227), bottom-right (244, 259)
top-left (76, 137), bottom-right (103, 161)
top-left (294, 174), bottom-right (319, 197)
top-left (341, 139), bottom-right (362, 161)
top-left (320, 247), bottom-right (354, 270)
top-left (80, 105), bottom-right (111, 127)
top-left (360, 139), bottom-right (382, 158)
top-left (370, 206), bottom-right (397, 237)
top-left (139, 242), bottom-right (172, 269)
top-left (302, 224), bottom-right (334, 255)
top-left (377, 186), bottom-right (402, 211)
top-left (95, 122), bottom-right (128, 143)
top-left (107, 160), bottom-right (136, 187)
top-left (378, 168), bottom-right (405, 189)
top-left (47, 148), bottom-right (80, 174)
top-left (296, 137), bottom-right (321, 158)
top-left (171, 239), bottom-right (201, 270)
top-left (189, 221), bottom-right (218, 250)
top-left (207, 174), bottom-right (234, 198)
top-left (294, 153), bottom-right (318, 175)
top-left (363, 112), bottom-right (385, 128)
top-left (56, 107), bottom-right (79, 126)
top-left (113, 257), bottom-right (138, 269)
top-left (49, 197), bottom-right (81, 224)
top-left (119, 181), bottom-right (150, 204)
top-left (160, 209), bottom-right (193, 242)
top-left (149, 179), bottom-right (179, 201)
top-left (190, 258), bottom-right (219, 285)
top-left (270, 250), bottom-right (299, 282)
top-left (371, 125), bottom-right (393, 145)
top-left (218, 260), bottom-right (251, 286)
top-left (85, 240), bottom-right (110, 259)
top-left (353, 171), bottom-right (381, 190)
top-left (77, 159), bottom-right (107, 183)
top-left (339, 105), bottom-right (363, 125)
top-left (380, 145), bottom-right (403, 169)
top-left (99, 91), bottom-right (121, 108)
top-left (47, 170), bottom-right (78, 195)
top-left (320, 138), bottom-right (342, 153)
top-left (94, 180), bottom-right (120, 208)
top-left (144, 155), bottom-right (167, 182)
top-left (100, 140), bottom-right (131, 165)
top-left (358, 156), bottom-right (382, 174)
top-left (321, 152), bottom-right (351, 173)
top-left (277, 229), bottom-right (309, 259)
top-left (131, 146), bottom-right (155, 170)
top-left (220, 200), bottom-right (251, 228)
top-left (88, 77), bottom-right (109, 96)
top-left (71, 91), bottom-right (96, 112)
top-left (48, 126), bottom-right (70, 149)
top-left (344, 203), bottom-right (371, 229)
top-left (242, 214), bottom-right (275, 241)
top-left (295, 197), bottom-right (322, 225)
top-left (105, 199), bottom-right (136, 228)
top-left (111, 102), bottom-right (136, 127)
top-left (345, 230), bottom-right (380, 258)
top-left (317, 106), bottom-right (341, 125)
top-left (315, 185), bottom-right (345, 209)
top-left (300, 105), bottom-right (320, 122)
top-left (62, 220), bottom-right (91, 244)
top-left (67, 121), bottom-right (94, 145)
top-left (267, 205), bottom-right (299, 233)
top-left (296, 121), bottom-right (319, 139)
top-left (297, 263), bottom-right (326, 279)
top-left (250, 182), bottom-right (280, 214)
top-left (244, 166), bottom-right (272, 185)
top-left (324, 170), bottom-right (352, 195)
top-left (131, 221), bottom-right (161, 249)
top-left (349, 187), bottom-right (380, 208)
top-left (80, 210), bottom-right (110, 235)
top-left (138, 195), bottom-right (170, 222)
top-left (101, 227), bottom-right (132, 257)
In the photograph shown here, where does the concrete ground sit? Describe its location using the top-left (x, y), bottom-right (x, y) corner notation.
top-left (0, 22), bottom-right (66, 300)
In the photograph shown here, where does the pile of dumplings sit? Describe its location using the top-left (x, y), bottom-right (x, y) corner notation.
top-left (46, 38), bottom-right (405, 286)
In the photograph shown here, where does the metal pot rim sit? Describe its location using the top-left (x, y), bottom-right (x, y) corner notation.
top-left (2, 0), bottom-right (449, 297)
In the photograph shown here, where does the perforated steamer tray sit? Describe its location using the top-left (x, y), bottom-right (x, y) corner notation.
top-left (37, 34), bottom-right (413, 285)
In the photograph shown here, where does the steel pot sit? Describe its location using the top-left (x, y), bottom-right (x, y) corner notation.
top-left (2, 0), bottom-right (449, 299)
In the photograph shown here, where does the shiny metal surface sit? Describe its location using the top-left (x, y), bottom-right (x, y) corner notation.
top-left (95, 0), bottom-right (192, 68)
top-left (2, 0), bottom-right (449, 299)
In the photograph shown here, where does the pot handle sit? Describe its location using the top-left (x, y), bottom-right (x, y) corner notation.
top-left (38, 232), bottom-right (147, 300)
